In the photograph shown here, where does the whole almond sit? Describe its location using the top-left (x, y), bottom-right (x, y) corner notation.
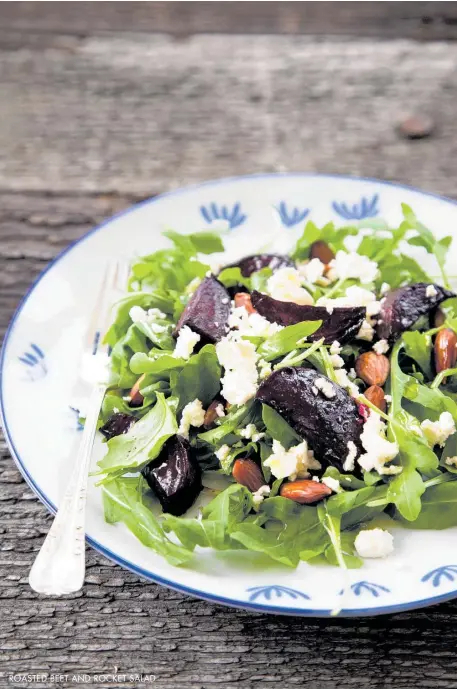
top-left (364, 385), bottom-right (386, 413)
top-left (129, 373), bottom-right (146, 407)
top-left (280, 479), bottom-right (331, 504)
top-left (232, 458), bottom-right (264, 492)
top-left (434, 308), bottom-right (446, 328)
top-left (234, 292), bottom-right (256, 314)
top-left (309, 240), bottom-right (335, 266)
top-left (203, 400), bottom-right (222, 428)
top-left (355, 352), bottom-right (390, 386)
top-left (434, 328), bottom-right (457, 381)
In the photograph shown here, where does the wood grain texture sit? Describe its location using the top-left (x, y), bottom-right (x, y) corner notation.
top-left (3, 22), bottom-right (457, 688)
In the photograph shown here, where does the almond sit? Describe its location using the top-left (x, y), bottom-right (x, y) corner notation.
top-left (232, 458), bottom-right (264, 492)
top-left (234, 292), bottom-right (256, 314)
top-left (203, 400), bottom-right (222, 428)
top-left (280, 479), bottom-right (331, 504)
top-left (309, 240), bottom-right (335, 266)
top-left (434, 328), bottom-right (457, 382)
top-left (355, 352), bottom-right (390, 386)
top-left (129, 373), bottom-right (146, 407)
top-left (364, 385), bottom-right (386, 413)
top-left (434, 308), bottom-right (446, 328)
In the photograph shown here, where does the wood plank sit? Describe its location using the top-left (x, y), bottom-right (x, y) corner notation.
top-left (1, 34), bottom-right (457, 197)
top-left (2, 1), bottom-right (457, 40)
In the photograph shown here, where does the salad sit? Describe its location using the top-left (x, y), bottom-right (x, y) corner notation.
top-left (96, 204), bottom-right (457, 571)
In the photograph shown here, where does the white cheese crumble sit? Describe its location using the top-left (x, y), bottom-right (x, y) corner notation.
top-left (174, 325), bottom-right (201, 360)
top-left (348, 368), bottom-right (357, 380)
top-left (215, 403), bottom-right (226, 418)
top-left (384, 394), bottom-right (392, 403)
top-left (373, 339), bottom-right (389, 355)
top-left (330, 353), bottom-right (345, 369)
top-left (228, 304), bottom-right (282, 339)
top-left (357, 411), bottom-right (400, 475)
top-left (315, 377), bottom-right (336, 399)
top-left (335, 368), bottom-right (359, 398)
top-left (328, 250), bottom-right (379, 284)
top-left (178, 398), bottom-right (206, 439)
top-left (297, 258), bottom-right (326, 285)
top-left (426, 284), bottom-right (438, 298)
top-left (343, 441), bottom-right (358, 472)
top-left (216, 337), bottom-right (259, 406)
top-left (252, 485), bottom-right (271, 509)
top-left (380, 282), bottom-right (390, 296)
top-left (312, 475), bottom-right (320, 483)
top-left (330, 340), bottom-right (342, 355)
top-left (264, 439), bottom-right (321, 480)
top-left (322, 476), bottom-right (342, 493)
top-left (240, 423), bottom-right (265, 442)
top-left (354, 528), bottom-right (394, 559)
top-left (215, 444), bottom-right (231, 462)
top-left (357, 319), bottom-right (375, 342)
top-left (445, 456), bottom-right (457, 467)
top-left (267, 267), bottom-right (314, 305)
top-left (421, 412), bottom-right (456, 447)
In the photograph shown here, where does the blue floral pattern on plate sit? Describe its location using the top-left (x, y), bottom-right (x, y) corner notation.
top-left (18, 343), bottom-right (47, 380)
top-left (332, 194), bottom-right (379, 221)
top-left (342, 581), bottom-right (390, 598)
top-left (276, 201), bottom-right (310, 227)
top-left (421, 565), bottom-right (457, 587)
top-left (200, 202), bottom-right (247, 229)
top-left (246, 585), bottom-right (310, 603)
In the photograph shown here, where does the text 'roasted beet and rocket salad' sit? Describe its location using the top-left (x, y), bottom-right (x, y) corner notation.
top-left (96, 205), bottom-right (457, 569)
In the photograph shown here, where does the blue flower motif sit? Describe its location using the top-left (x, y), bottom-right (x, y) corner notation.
top-left (276, 201), bottom-right (310, 228)
top-left (421, 565), bottom-right (457, 588)
top-left (18, 343), bottom-right (47, 380)
top-left (246, 585), bottom-right (310, 603)
top-left (200, 202), bottom-right (247, 230)
top-left (332, 194), bottom-right (379, 221)
top-left (69, 406), bottom-right (84, 432)
top-left (341, 581), bottom-right (390, 598)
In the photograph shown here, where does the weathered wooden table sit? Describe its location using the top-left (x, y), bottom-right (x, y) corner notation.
top-left (2, 4), bottom-right (457, 687)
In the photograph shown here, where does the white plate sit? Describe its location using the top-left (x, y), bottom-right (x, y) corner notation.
top-left (2, 173), bottom-right (457, 617)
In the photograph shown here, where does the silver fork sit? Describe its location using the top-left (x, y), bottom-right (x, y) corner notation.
top-left (29, 261), bottom-right (128, 595)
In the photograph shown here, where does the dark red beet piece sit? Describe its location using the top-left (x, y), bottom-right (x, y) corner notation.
top-left (142, 435), bottom-right (202, 516)
top-left (377, 282), bottom-right (455, 342)
top-left (99, 413), bottom-right (137, 440)
top-left (251, 290), bottom-right (365, 344)
top-left (174, 276), bottom-right (230, 344)
top-left (224, 253), bottom-right (293, 278)
top-left (256, 367), bottom-right (363, 472)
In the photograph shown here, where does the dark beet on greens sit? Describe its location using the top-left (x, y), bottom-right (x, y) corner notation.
top-left (251, 290), bottom-right (365, 344)
top-left (256, 367), bottom-right (363, 471)
top-left (377, 282), bottom-right (455, 342)
top-left (225, 253), bottom-right (293, 278)
top-left (99, 413), bottom-right (137, 440)
top-left (142, 435), bottom-right (202, 516)
top-left (174, 276), bottom-right (230, 344)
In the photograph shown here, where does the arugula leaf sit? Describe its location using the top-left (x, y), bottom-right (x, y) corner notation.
top-left (291, 220), bottom-right (358, 261)
top-left (261, 404), bottom-right (300, 449)
top-left (130, 352), bottom-right (185, 377)
top-left (402, 331), bottom-right (433, 380)
top-left (217, 267), bottom-right (251, 291)
top-left (171, 344), bottom-right (221, 413)
top-left (164, 229), bottom-right (225, 255)
top-left (401, 203), bottom-right (452, 287)
top-left (257, 321), bottom-right (322, 361)
top-left (97, 392), bottom-right (177, 476)
top-left (198, 401), bottom-right (256, 447)
top-left (102, 476), bottom-right (191, 566)
top-left (105, 292), bottom-right (175, 347)
top-left (396, 480), bottom-right (457, 529)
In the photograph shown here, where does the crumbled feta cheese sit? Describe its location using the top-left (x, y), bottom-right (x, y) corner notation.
top-left (335, 368), bottom-right (359, 397)
top-left (373, 339), bottom-right (389, 355)
top-left (215, 403), bottom-right (225, 418)
top-left (174, 325), bottom-right (201, 360)
top-left (357, 319), bottom-right (375, 342)
top-left (426, 284), bottom-right (438, 298)
top-left (215, 444), bottom-right (231, 462)
top-left (317, 286), bottom-right (380, 322)
top-left (315, 377), bottom-right (336, 399)
top-left (297, 258), bottom-right (326, 284)
top-left (312, 475), bottom-right (320, 483)
top-left (325, 304), bottom-right (334, 315)
top-left (355, 528), bottom-right (394, 559)
top-left (330, 353), bottom-right (345, 369)
top-left (267, 267), bottom-right (314, 305)
top-left (252, 485), bottom-right (271, 509)
top-left (421, 412), bottom-right (456, 447)
top-left (239, 423), bottom-right (264, 442)
top-left (357, 411), bottom-right (400, 474)
top-left (264, 439), bottom-right (321, 480)
top-left (348, 368), bottom-right (357, 380)
top-left (216, 338), bottom-right (259, 405)
top-left (445, 456), bottom-right (457, 467)
top-left (322, 476), bottom-right (342, 493)
top-left (312, 385), bottom-right (318, 395)
top-left (129, 305), bottom-right (149, 323)
top-left (380, 282), bottom-right (390, 296)
top-left (384, 394), bottom-right (392, 403)
top-left (330, 340), bottom-right (342, 355)
top-left (343, 441), bottom-right (358, 472)
top-left (178, 399), bottom-right (206, 438)
top-left (228, 305), bottom-right (282, 339)
top-left (328, 250), bottom-right (379, 284)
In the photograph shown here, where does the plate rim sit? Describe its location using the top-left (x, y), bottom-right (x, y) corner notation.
top-left (2, 171), bottom-right (457, 617)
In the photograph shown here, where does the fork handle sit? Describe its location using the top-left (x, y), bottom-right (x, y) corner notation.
top-left (29, 382), bottom-right (107, 595)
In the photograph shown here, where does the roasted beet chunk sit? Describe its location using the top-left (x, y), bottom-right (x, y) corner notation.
top-left (99, 412), bottom-right (137, 440)
top-left (174, 276), bottom-right (230, 344)
top-left (224, 253), bottom-right (293, 278)
top-left (377, 283), bottom-right (455, 342)
top-left (142, 435), bottom-right (202, 516)
top-left (251, 290), bottom-right (365, 344)
top-left (256, 367), bottom-right (363, 471)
